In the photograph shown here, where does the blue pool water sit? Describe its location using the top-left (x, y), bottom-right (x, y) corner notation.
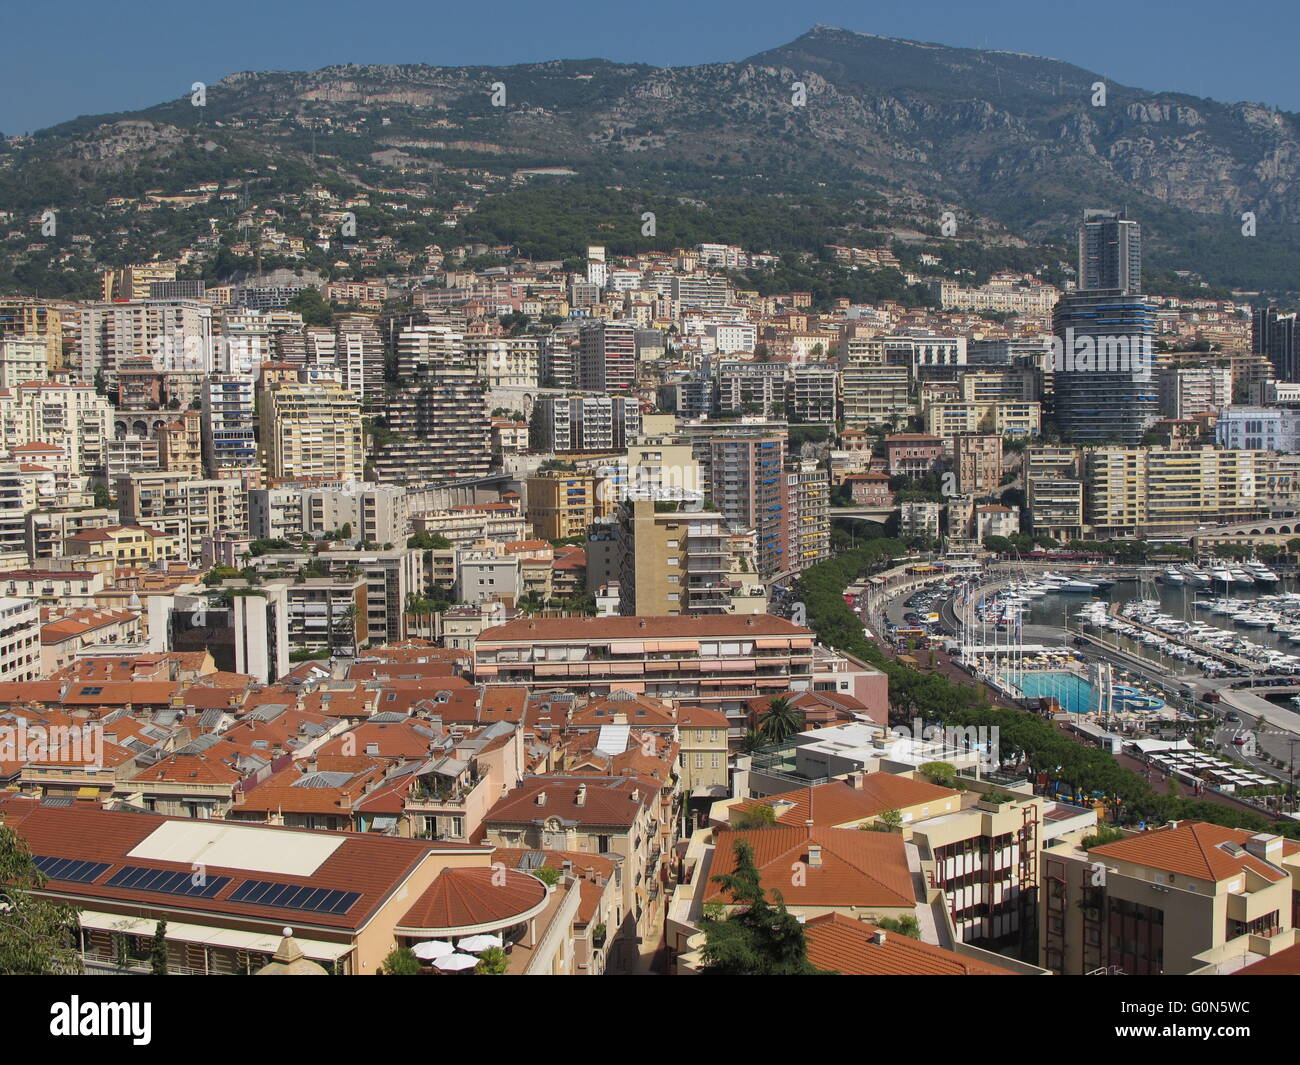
top-left (1000, 671), bottom-right (1096, 714)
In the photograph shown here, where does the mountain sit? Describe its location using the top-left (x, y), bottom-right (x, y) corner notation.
top-left (2, 26), bottom-right (1298, 296)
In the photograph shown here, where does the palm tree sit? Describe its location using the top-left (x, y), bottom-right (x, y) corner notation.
top-left (758, 697), bottom-right (802, 745)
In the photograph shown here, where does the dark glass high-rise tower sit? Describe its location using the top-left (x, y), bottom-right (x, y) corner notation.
top-left (1253, 307), bottom-right (1298, 381)
top-left (1078, 210), bottom-right (1141, 294)
top-left (1051, 212), bottom-right (1157, 445)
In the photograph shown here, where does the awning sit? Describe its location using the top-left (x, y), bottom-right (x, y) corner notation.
top-left (754, 639), bottom-right (789, 649)
top-left (609, 642), bottom-right (645, 655)
top-left (76, 910), bottom-right (353, 962)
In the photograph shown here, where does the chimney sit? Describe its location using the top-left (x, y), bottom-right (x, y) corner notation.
top-left (1245, 833), bottom-right (1283, 864)
top-left (871, 929), bottom-right (886, 945)
top-left (845, 772), bottom-right (863, 790)
top-left (535, 790), bottom-right (547, 806)
top-left (576, 783), bottom-right (587, 807)
top-left (807, 843), bottom-right (822, 868)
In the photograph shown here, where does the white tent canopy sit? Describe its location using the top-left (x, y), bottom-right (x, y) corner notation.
top-left (434, 952), bottom-right (479, 972)
top-left (457, 934), bottom-right (503, 953)
top-left (412, 940), bottom-right (455, 960)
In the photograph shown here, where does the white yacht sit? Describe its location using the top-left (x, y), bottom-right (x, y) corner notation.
top-left (1160, 567), bottom-right (1186, 585)
top-left (1246, 561), bottom-right (1280, 584)
top-left (1230, 569), bottom-right (1256, 585)
top-left (1211, 567), bottom-right (1235, 584)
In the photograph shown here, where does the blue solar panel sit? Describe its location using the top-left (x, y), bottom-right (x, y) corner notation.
top-left (228, 879), bottom-right (360, 915)
top-left (33, 855), bottom-right (111, 884)
top-left (105, 865), bottom-right (230, 899)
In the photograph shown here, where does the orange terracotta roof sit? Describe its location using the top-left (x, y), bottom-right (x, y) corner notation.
top-left (731, 775), bottom-right (959, 828)
top-left (1090, 822), bottom-right (1293, 883)
top-left (1236, 943), bottom-right (1300, 975)
top-left (396, 866), bottom-right (547, 933)
top-left (486, 775), bottom-right (655, 828)
top-left (803, 913), bottom-right (1016, 975)
top-left (704, 827), bottom-right (914, 909)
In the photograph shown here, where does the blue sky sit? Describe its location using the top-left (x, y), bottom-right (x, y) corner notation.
top-left (2, 0), bottom-right (1295, 134)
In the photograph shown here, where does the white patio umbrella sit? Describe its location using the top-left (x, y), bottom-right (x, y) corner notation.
top-left (433, 952), bottom-right (479, 972)
top-left (457, 933), bottom-right (503, 953)
top-left (411, 940), bottom-right (455, 960)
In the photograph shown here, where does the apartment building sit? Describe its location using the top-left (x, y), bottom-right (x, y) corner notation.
top-left (530, 394), bottom-right (641, 453)
top-left (885, 434), bottom-right (944, 476)
top-left (704, 434), bottom-right (786, 577)
top-left (482, 775), bottom-right (663, 945)
top-left (1157, 366), bottom-right (1233, 420)
top-left (156, 409), bottom-right (204, 478)
top-left (260, 377), bottom-right (365, 482)
top-left (117, 471), bottom-right (249, 561)
top-left (910, 792), bottom-right (1096, 955)
top-left (781, 463), bottom-right (830, 574)
top-left (1, 798), bottom-right (497, 975)
top-left (955, 433), bottom-right (1002, 496)
top-left (614, 499), bottom-right (731, 616)
top-left (1042, 821), bottom-right (1300, 975)
top-left (0, 337), bottom-right (49, 388)
top-left (1085, 446), bottom-right (1264, 536)
top-left (841, 365), bottom-right (911, 429)
top-left (716, 361), bottom-right (785, 415)
top-left (473, 614), bottom-right (815, 727)
top-left (409, 503), bottom-right (527, 548)
top-left (76, 299), bottom-right (213, 384)
top-left (0, 596), bottom-right (41, 682)
top-left (101, 264), bottom-right (178, 301)
top-left (26, 507), bottom-right (119, 562)
top-left (786, 363), bottom-right (838, 424)
top-left (925, 400), bottom-right (1041, 438)
top-left (2, 381), bottom-right (112, 473)
top-left (310, 483), bottom-right (409, 544)
top-left (64, 524), bottom-right (176, 567)
top-left (200, 374), bottom-right (258, 473)
top-left (370, 364), bottom-right (492, 485)
top-left (576, 321), bottom-right (637, 392)
top-left (393, 323), bottom-right (463, 381)
top-left (526, 469), bottom-right (596, 541)
top-left (927, 276), bottom-right (1059, 316)
top-left (468, 335), bottom-right (540, 389)
top-left (676, 705), bottom-right (731, 796)
top-left (1024, 446), bottom-right (1085, 539)
top-left (0, 298), bottom-right (62, 371)
top-left (899, 501), bottom-right (944, 540)
top-left (334, 316), bottom-right (386, 400)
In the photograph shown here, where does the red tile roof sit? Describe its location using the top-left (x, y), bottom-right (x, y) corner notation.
top-left (731, 775), bottom-right (959, 828)
top-left (704, 827), bottom-right (914, 909)
top-left (395, 866), bottom-right (547, 933)
top-left (803, 913), bottom-right (1016, 975)
top-left (486, 775), bottom-right (655, 828)
top-left (1, 799), bottom-right (485, 931)
top-left (1090, 822), bottom-right (1295, 883)
top-left (479, 613), bottom-right (811, 642)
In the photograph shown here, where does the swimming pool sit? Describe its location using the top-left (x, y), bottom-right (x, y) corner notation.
top-left (1000, 670), bottom-right (1096, 714)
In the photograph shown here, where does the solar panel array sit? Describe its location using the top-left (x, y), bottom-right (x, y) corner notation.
top-left (33, 855), bottom-right (110, 884)
top-left (105, 865), bottom-right (231, 899)
top-left (228, 879), bottom-right (360, 915)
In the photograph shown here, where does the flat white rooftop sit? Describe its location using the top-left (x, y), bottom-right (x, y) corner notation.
top-left (128, 820), bottom-right (345, 877)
